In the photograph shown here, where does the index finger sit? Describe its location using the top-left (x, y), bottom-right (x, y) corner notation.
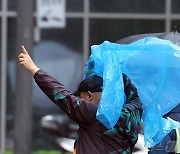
top-left (21, 46), bottom-right (29, 55)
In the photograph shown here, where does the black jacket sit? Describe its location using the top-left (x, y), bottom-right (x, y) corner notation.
top-left (34, 70), bottom-right (142, 154)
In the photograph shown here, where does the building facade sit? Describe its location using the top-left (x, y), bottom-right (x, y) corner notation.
top-left (1, 0), bottom-right (180, 152)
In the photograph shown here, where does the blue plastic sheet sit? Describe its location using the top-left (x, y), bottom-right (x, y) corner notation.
top-left (84, 37), bottom-right (180, 147)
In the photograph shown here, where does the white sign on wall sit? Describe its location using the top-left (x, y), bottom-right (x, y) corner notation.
top-left (37, 0), bottom-right (66, 28)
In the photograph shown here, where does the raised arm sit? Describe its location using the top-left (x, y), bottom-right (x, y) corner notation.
top-left (18, 46), bottom-right (97, 126)
top-left (18, 46), bottom-right (39, 75)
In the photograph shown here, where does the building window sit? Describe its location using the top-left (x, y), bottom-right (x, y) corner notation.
top-left (41, 19), bottom-right (83, 53)
top-left (90, 19), bottom-right (165, 46)
top-left (172, 0), bottom-right (180, 14)
top-left (90, 0), bottom-right (165, 13)
top-left (8, 0), bottom-right (16, 11)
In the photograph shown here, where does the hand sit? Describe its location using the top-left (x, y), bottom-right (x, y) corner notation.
top-left (18, 46), bottom-right (40, 75)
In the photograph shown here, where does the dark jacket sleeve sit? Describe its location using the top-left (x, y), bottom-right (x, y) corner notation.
top-left (122, 74), bottom-right (142, 114)
top-left (34, 70), bottom-right (97, 126)
top-left (118, 74), bottom-right (143, 147)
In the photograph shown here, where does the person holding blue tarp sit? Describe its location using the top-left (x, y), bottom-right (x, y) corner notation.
top-left (18, 46), bottom-right (142, 154)
top-left (84, 37), bottom-right (180, 150)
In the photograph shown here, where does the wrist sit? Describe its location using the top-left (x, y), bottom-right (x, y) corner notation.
top-left (29, 66), bottom-right (40, 75)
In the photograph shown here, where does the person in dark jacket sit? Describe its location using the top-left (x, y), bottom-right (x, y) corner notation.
top-left (18, 46), bottom-right (142, 154)
top-left (148, 104), bottom-right (180, 154)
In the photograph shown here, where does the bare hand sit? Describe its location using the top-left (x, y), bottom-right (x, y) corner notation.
top-left (18, 46), bottom-right (39, 75)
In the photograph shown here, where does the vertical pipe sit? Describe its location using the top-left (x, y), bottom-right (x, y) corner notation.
top-left (165, 0), bottom-right (172, 32)
top-left (0, 0), bottom-right (7, 153)
top-left (14, 0), bottom-right (33, 154)
top-left (83, 0), bottom-right (90, 68)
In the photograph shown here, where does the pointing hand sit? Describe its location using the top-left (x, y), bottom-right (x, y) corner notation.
top-left (18, 46), bottom-right (39, 75)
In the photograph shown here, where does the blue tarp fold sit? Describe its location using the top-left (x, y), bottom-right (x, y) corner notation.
top-left (84, 37), bottom-right (180, 147)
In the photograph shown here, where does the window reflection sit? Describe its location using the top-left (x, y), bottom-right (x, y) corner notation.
top-left (90, 0), bottom-right (165, 13)
top-left (33, 0), bottom-right (83, 12)
top-left (0, 18), bottom-right (1, 50)
top-left (172, 0), bottom-right (180, 13)
top-left (7, 17), bottom-right (83, 149)
top-left (8, 0), bottom-right (16, 11)
top-left (41, 19), bottom-right (83, 53)
top-left (172, 20), bottom-right (180, 32)
top-left (0, 17), bottom-right (2, 109)
top-left (90, 19), bottom-right (165, 45)
top-left (6, 17), bottom-right (16, 150)
top-left (0, 18), bottom-right (1, 130)
top-left (66, 0), bottom-right (83, 12)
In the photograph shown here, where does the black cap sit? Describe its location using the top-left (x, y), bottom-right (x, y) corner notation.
top-left (73, 75), bottom-right (103, 96)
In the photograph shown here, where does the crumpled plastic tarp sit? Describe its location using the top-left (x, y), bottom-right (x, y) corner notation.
top-left (84, 37), bottom-right (180, 147)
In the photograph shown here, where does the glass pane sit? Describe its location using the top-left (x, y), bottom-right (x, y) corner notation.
top-left (0, 0), bottom-right (1, 10)
top-left (90, 19), bottom-right (165, 46)
top-left (8, 0), bottom-right (16, 11)
top-left (0, 18), bottom-right (1, 151)
top-left (41, 18), bottom-right (83, 53)
top-left (6, 17), bottom-right (16, 150)
top-left (172, 0), bottom-right (180, 13)
top-left (172, 20), bottom-right (180, 32)
top-left (7, 17), bottom-right (83, 149)
top-left (0, 18), bottom-right (1, 50)
top-left (66, 0), bottom-right (83, 12)
top-left (34, 18), bottom-right (83, 148)
top-left (34, 0), bottom-right (83, 12)
top-left (8, 0), bottom-right (35, 11)
top-left (90, 0), bottom-right (165, 13)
